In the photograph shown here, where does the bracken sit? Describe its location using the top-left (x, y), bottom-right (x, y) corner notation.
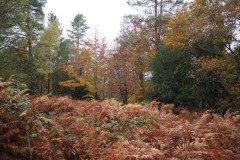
top-left (0, 94), bottom-right (240, 159)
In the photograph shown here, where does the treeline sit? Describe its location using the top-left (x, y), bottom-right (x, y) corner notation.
top-left (0, 0), bottom-right (239, 111)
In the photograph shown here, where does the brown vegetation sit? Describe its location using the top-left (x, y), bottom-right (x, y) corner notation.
top-left (1, 93), bottom-right (240, 160)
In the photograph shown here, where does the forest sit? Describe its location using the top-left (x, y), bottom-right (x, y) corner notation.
top-left (0, 0), bottom-right (240, 159)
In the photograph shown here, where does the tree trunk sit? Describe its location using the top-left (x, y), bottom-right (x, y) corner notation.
top-left (154, 0), bottom-right (159, 50)
top-left (47, 73), bottom-right (53, 94)
top-left (139, 72), bottom-right (145, 101)
top-left (40, 76), bottom-right (43, 95)
top-left (47, 74), bottom-right (50, 94)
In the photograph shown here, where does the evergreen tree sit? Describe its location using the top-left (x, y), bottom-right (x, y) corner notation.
top-left (67, 13), bottom-right (89, 51)
top-left (150, 45), bottom-right (198, 107)
top-left (0, 0), bottom-right (46, 93)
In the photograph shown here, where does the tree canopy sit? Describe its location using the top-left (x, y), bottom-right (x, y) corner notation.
top-left (0, 0), bottom-right (239, 109)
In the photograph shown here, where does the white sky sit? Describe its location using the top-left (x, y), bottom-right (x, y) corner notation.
top-left (43, 0), bottom-right (133, 43)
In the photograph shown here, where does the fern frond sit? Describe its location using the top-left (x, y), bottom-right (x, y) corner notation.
top-left (9, 89), bottom-right (29, 103)
top-left (0, 82), bottom-right (13, 89)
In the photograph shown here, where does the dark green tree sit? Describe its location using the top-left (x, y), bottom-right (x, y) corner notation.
top-left (67, 13), bottom-right (89, 50)
top-left (53, 39), bottom-right (72, 95)
top-left (0, 0), bottom-right (26, 49)
top-left (150, 45), bottom-right (201, 108)
top-left (0, 0), bottom-right (46, 93)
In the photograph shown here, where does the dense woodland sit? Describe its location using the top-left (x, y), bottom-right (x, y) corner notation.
top-left (1, 0), bottom-right (240, 110)
top-left (0, 0), bottom-right (240, 159)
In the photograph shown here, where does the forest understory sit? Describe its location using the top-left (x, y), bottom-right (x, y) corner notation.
top-left (1, 94), bottom-right (240, 160)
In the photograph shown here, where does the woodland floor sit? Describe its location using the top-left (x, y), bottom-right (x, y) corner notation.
top-left (1, 96), bottom-right (240, 160)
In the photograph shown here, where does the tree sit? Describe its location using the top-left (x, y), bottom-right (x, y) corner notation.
top-left (107, 29), bottom-right (152, 104)
top-left (34, 20), bottom-right (61, 94)
top-left (165, 0), bottom-right (240, 55)
top-left (0, 0), bottom-right (46, 93)
top-left (48, 11), bottom-right (63, 35)
top-left (58, 67), bottom-right (94, 99)
top-left (56, 39), bottom-right (72, 66)
top-left (107, 50), bottom-right (137, 104)
top-left (150, 45), bottom-right (199, 107)
top-left (56, 13), bottom-right (93, 99)
top-left (21, 0), bottom-right (46, 92)
top-left (0, 0), bottom-right (26, 50)
top-left (127, 0), bottom-right (183, 51)
top-left (82, 29), bottom-right (108, 99)
top-left (163, 0), bottom-right (240, 109)
top-left (67, 13), bottom-right (89, 51)
top-left (23, 0), bottom-right (46, 58)
top-left (116, 25), bottom-right (152, 101)
top-left (67, 13), bottom-right (89, 79)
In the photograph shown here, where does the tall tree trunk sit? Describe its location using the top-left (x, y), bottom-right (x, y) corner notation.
top-left (47, 73), bottom-right (53, 94)
top-left (139, 73), bottom-right (145, 101)
top-left (40, 76), bottom-right (43, 95)
top-left (49, 75), bottom-right (51, 94)
top-left (154, 0), bottom-right (163, 52)
top-left (154, 0), bottom-right (159, 51)
top-left (47, 74), bottom-right (50, 94)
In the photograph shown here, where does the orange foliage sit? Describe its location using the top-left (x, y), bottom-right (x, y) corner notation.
top-left (1, 95), bottom-right (240, 159)
top-left (58, 66), bottom-right (93, 89)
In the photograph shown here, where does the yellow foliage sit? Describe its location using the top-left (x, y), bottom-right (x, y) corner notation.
top-left (58, 66), bottom-right (94, 91)
top-left (58, 80), bottom-right (85, 88)
top-left (164, 0), bottom-right (240, 54)
top-left (164, 11), bottom-right (192, 53)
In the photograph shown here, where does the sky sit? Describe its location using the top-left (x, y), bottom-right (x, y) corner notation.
top-left (43, 0), bottom-right (133, 43)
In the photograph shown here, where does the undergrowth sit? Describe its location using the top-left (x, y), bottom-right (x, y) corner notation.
top-left (1, 81), bottom-right (240, 159)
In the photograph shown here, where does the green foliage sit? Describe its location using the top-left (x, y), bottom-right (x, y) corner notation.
top-left (34, 20), bottom-right (60, 75)
top-left (67, 13), bottom-right (89, 49)
top-left (0, 0), bottom-right (26, 49)
top-left (150, 42), bottom-right (239, 109)
top-left (52, 70), bottom-right (69, 95)
top-left (150, 45), bottom-right (198, 106)
top-left (57, 39), bottom-right (72, 65)
top-left (157, 0), bottom-right (240, 109)
top-left (48, 39), bottom-right (72, 96)
top-left (0, 0), bottom-right (46, 93)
